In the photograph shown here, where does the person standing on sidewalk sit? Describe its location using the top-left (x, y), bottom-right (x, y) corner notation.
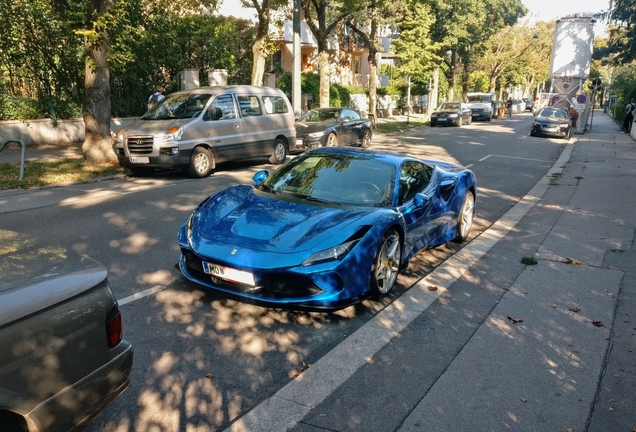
top-left (506, 98), bottom-right (513, 118)
top-left (147, 85), bottom-right (165, 110)
top-left (622, 98), bottom-right (635, 133)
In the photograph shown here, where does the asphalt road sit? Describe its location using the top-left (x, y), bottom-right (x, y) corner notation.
top-left (0, 112), bottom-right (568, 431)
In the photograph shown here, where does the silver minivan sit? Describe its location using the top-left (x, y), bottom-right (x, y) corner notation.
top-left (114, 85), bottom-right (296, 177)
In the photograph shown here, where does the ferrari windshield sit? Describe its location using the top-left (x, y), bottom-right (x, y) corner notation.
top-left (142, 93), bottom-right (212, 120)
top-left (260, 153), bottom-right (396, 207)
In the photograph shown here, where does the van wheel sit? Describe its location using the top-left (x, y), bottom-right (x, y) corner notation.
top-left (129, 166), bottom-right (154, 177)
top-left (188, 147), bottom-right (213, 178)
top-left (269, 138), bottom-right (288, 164)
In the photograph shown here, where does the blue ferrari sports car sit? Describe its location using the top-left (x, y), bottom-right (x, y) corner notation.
top-left (178, 147), bottom-right (476, 310)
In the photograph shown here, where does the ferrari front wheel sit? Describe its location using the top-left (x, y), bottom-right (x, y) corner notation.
top-left (370, 229), bottom-right (401, 300)
top-left (454, 191), bottom-right (474, 243)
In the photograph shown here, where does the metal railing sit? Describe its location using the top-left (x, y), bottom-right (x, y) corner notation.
top-left (0, 139), bottom-right (26, 180)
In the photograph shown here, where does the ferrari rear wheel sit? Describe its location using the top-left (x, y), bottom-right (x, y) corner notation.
top-left (326, 133), bottom-right (338, 147)
top-left (454, 191), bottom-right (474, 243)
top-left (370, 229), bottom-right (401, 300)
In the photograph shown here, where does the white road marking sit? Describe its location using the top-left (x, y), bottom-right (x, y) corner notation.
top-left (119, 285), bottom-right (168, 306)
top-left (478, 154), bottom-right (553, 163)
top-left (224, 143), bottom-right (576, 432)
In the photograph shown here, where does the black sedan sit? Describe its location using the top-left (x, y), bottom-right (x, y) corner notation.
top-left (430, 102), bottom-right (473, 127)
top-left (294, 107), bottom-right (372, 151)
top-left (530, 107), bottom-right (571, 140)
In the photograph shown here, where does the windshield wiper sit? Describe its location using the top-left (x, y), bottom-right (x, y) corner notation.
top-left (283, 191), bottom-right (339, 204)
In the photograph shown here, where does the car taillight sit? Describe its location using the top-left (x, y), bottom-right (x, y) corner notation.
top-left (106, 308), bottom-right (123, 348)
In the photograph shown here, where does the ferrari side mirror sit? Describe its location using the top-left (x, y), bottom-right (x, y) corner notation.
top-left (252, 170), bottom-right (269, 185)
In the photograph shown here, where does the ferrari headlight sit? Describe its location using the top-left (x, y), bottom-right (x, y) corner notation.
top-left (302, 240), bottom-right (358, 266)
top-left (308, 131), bottom-right (326, 138)
top-left (163, 127), bottom-right (184, 142)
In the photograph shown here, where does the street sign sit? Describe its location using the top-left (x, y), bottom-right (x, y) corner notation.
top-left (576, 94), bottom-right (587, 104)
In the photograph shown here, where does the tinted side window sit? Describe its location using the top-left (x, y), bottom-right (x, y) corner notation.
top-left (263, 96), bottom-right (289, 114)
top-left (211, 95), bottom-right (236, 119)
top-left (237, 96), bottom-right (263, 116)
top-left (399, 161), bottom-right (433, 204)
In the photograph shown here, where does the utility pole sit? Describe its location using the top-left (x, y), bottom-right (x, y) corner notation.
top-left (292, 0), bottom-right (301, 118)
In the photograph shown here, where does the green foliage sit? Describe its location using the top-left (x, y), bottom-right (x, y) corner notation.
top-left (278, 73), bottom-right (353, 107)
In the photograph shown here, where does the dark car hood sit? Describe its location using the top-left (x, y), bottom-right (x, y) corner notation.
top-left (194, 185), bottom-right (372, 252)
top-left (0, 229), bottom-right (107, 327)
top-left (295, 120), bottom-right (337, 137)
top-left (434, 109), bottom-right (460, 115)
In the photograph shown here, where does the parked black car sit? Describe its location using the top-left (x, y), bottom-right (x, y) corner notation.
top-left (430, 102), bottom-right (473, 127)
top-left (293, 107), bottom-right (372, 151)
top-left (530, 107), bottom-right (571, 140)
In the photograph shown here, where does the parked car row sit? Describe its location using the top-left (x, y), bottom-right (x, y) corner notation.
top-left (114, 86), bottom-right (375, 179)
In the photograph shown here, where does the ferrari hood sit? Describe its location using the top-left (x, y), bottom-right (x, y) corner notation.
top-left (194, 185), bottom-right (371, 252)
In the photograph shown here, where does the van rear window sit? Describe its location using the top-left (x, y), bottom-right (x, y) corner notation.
top-left (263, 96), bottom-right (289, 114)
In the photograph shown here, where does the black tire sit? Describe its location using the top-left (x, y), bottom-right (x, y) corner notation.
top-left (187, 147), bottom-right (214, 178)
top-left (370, 229), bottom-right (402, 300)
top-left (326, 133), bottom-right (338, 147)
top-left (129, 166), bottom-right (154, 177)
top-left (454, 191), bottom-right (475, 243)
top-left (431, 121), bottom-right (437, 127)
top-left (268, 138), bottom-right (288, 164)
top-left (360, 128), bottom-right (371, 149)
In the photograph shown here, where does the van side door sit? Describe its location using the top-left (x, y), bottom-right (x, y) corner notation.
top-left (236, 95), bottom-right (269, 158)
top-left (201, 94), bottom-right (243, 163)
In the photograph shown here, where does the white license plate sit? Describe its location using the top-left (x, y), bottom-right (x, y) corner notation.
top-left (437, 118), bottom-right (447, 122)
top-left (130, 157), bottom-right (149, 164)
top-left (202, 261), bottom-right (255, 286)
top-left (295, 139), bottom-right (304, 146)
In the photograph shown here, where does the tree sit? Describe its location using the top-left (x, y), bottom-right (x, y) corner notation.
top-left (606, 0), bottom-right (636, 64)
top-left (302, 0), bottom-right (358, 107)
top-left (348, 0), bottom-right (404, 121)
top-left (49, 0), bottom-right (220, 163)
top-left (240, 0), bottom-right (288, 86)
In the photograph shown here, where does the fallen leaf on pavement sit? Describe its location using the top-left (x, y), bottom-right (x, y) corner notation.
top-left (552, 304), bottom-right (558, 308)
top-left (507, 316), bottom-right (523, 323)
top-left (428, 285), bottom-right (438, 291)
top-left (563, 257), bottom-right (584, 265)
top-left (592, 321), bottom-right (604, 327)
top-left (520, 398), bottom-right (527, 402)
top-left (609, 407), bottom-right (614, 411)
top-left (570, 307), bottom-right (581, 313)
top-left (206, 373), bottom-right (213, 379)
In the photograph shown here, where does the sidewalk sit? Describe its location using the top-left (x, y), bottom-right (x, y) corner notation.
top-left (227, 112), bottom-right (636, 432)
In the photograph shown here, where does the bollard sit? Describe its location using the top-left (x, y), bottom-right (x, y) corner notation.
top-left (0, 139), bottom-right (26, 180)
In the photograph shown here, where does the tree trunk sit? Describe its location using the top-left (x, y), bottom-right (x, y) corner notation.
top-left (318, 50), bottom-right (330, 107)
top-left (251, 36), bottom-right (267, 86)
top-left (82, 33), bottom-right (116, 164)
